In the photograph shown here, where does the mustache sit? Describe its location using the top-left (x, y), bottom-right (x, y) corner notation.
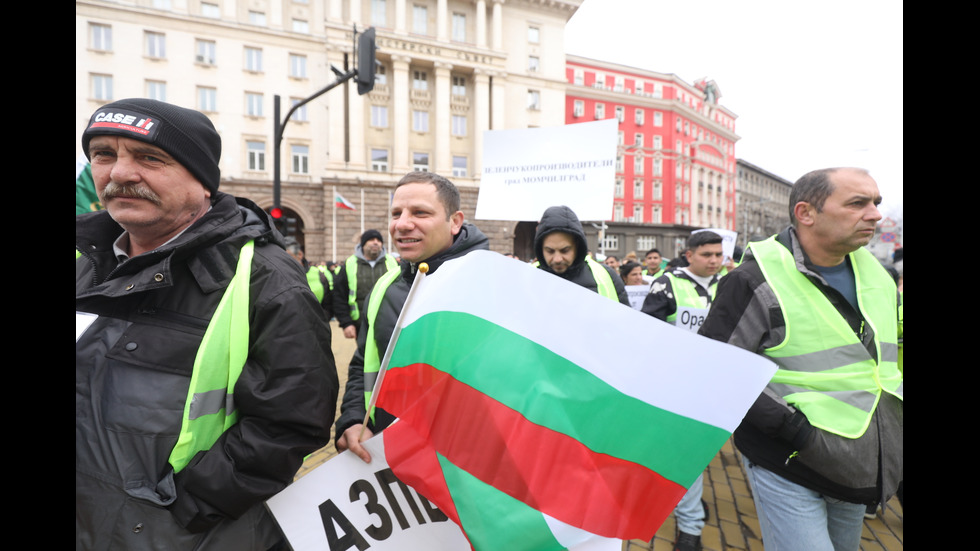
top-left (100, 181), bottom-right (162, 205)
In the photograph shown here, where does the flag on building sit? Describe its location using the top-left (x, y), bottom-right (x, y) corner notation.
top-left (335, 192), bottom-right (356, 210)
top-left (373, 250), bottom-right (776, 550)
top-left (76, 154), bottom-right (101, 214)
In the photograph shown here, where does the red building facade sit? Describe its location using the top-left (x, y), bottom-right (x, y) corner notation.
top-left (564, 55), bottom-right (739, 236)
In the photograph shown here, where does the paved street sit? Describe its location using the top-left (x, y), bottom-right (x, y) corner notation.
top-left (299, 321), bottom-right (903, 550)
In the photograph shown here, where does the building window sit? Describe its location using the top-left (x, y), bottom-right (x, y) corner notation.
top-left (291, 145), bottom-right (309, 174)
top-left (245, 47), bottom-right (262, 72)
top-left (635, 108), bottom-right (644, 125)
top-left (601, 233), bottom-right (619, 250)
top-left (290, 98), bottom-right (308, 122)
top-left (451, 114), bottom-right (466, 136)
top-left (633, 205), bottom-right (643, 221)
top-left (637, 236), bottom-right (657, 250)
top-left (290, 54), bottom-right (307, 78)
top-left (614, 177), bottom-right (623, 198)
top-left (146, 80), bottom-right (166, 102)
top-left (654, 111), bottom-right (663, 127)
top-left (371, 105), bottom-right (389, 127)
top-left (413, 110), bottom-right (429, 132)
top-left (197, 86), bottom-right (216, 112)
top-left (527, 90), bottom-right (540, 110)
top-left (371, 0), bottom-right (387, 26)
top-left (452, 12), bottom-right (466, 41)
top-left (412, 70), bottom-right (428, 90)
top-left (91, 74), bottom-right (113, 101)
top-left (614, 77), bottom-right (624, 92)
top-left (594, 103), bottom-right (604, 119)
top-left (452, 156), bottom-right (467, 177)
top-left (413, 152), bottom-right (429, 172)
top-left (528, 26), bottom-right (540, 43)
top-left (371, 149), bottom-right (389, 172)
top-left (653, 158), bottom-right (663, 177)
top-left (653, 181), bottom-right (662, 200)
top-left (595, 73), bottom-right (605, 88)
top-left (249, 11), bottom-right (266, 26)
top-left (292, 19), bottom-right (308, 33)
top-left (633, 179), bottom-right (643, 199)
top-left (615, 106), bottom-right (624, 122)
top-left (201, 2), bottom-right (220, 17)
top-left (145, 31), bottom-right (166, 59)
top-left (528, 56), bottom-right (539, 73)
top-left (573, 100), bottom-right (584, 118)
top-left (246, 92), bottom-right (263, 117)
top-left (654, 135), bottom-right (662, 150)
top-left (452, 75), bottom-right (465, 96)
top-left (573, 69), bottom-right (583, 86)
top-left (375, 64), bottom-right (388, 86)
top-left (613, 204), bottom-right (623, 222)
top-left (90, 23), bottom-right (112, 52)
top-left (247, 141), bottom-right (265, 171)
top-left (196, 39), bottom-right (216, 65)
top-left (634, 154), bottom-right (643, 174)
top-left (634, 133), bottom-right (643, 148)
top-left (652, 205), bottom-right (662, 224)
top-left (617, 131), bottom-right (624, 146)
top-left (412, 5), bottom-right (427, 34)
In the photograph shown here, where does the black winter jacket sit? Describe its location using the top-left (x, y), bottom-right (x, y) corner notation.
top-left (76, 193), bottom-right (338, 550)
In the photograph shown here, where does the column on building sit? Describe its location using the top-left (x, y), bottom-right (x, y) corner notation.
top-left (350, 0), bottom-right (362, 25)
top-left (472, 69), bottom-right (490, 177)
top-left (437, 0), bottom-right (448, 41)
top-left (434, 61), bottom-right (453, 175)
top-left (491, 0), bottom-right (503, 50)
top-left (476, 0), bottom-right (487, 48)
top-left (391, 54), bottom-right (411, 174)
top-left (395, 0), bottom-right (407, 33)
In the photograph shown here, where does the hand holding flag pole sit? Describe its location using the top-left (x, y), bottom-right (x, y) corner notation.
top-left (357, 262), bottom-right (429, 443)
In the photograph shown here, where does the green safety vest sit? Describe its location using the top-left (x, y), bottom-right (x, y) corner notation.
top-left (532, 257), bottom-right (619, 302)
top-left (750, 237), bottom-right (903, 439)
top-left (168, 240), bottom-right (254, 472)
top-left (345, 254), bottom-right (399, 322)
top-left (306, 266), bottom-right (333, 303)
top-left (361, 267), bottom-right (403, 423)
top-left (663, 272), bottom-right (716, 325)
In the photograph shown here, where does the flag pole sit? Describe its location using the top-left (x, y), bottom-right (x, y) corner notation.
top-left (358, 262), bottom-right (428, 441)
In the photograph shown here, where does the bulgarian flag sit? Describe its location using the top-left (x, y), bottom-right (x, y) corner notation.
top-left (371, 250), bottom-right (776, 550)
top-left (76, 153), bottom-right (102, 214)
top-left (335, 192), bottom-right (356, 210)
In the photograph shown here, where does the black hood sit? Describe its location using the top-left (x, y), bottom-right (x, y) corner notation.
top-left (533, 205), bottom-right (589, 274)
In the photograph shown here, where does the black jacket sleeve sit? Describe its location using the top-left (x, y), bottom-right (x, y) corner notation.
top-left (332, 262), bottom-right (355, 328)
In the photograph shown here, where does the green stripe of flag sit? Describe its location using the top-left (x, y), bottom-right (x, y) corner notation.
top-left (391, 311), bottom-right (728, 487)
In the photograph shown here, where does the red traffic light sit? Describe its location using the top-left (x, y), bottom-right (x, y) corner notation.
top-left (269, 207), bottom-right (283, 219)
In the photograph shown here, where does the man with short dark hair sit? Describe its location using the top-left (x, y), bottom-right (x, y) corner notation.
top-left (333, 228), bottom-right (399, 339)
top-left (700, 167), bottom-right (902, 550)
top-left (643, 248), bottom-right (663, 278)
top-left (534, 205), bottom-right (630, 305)
top-left (335, 171), bottom-right (490, 463)
top-left (76, 99), bottom-right (337, 549)
top-left (640, 231), bottom-right (724, 551)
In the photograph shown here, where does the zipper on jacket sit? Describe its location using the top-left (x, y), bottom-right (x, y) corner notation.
top-left (784, 450), bottom-right (799, 466)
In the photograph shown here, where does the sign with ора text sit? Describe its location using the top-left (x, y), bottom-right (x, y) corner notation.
top-left (266, 436), bottom-right (470, 551)
top-left (475, 119), bottom-right (618, 222)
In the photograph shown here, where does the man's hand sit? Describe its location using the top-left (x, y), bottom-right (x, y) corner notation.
top-left (336, 424), bottom-right (374, 463)
top-left (343, 325), bottom-right (357, 339)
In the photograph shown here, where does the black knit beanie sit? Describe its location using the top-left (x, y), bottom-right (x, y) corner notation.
top-left (81, 98), bottom-right (222, 194)
top-left (360, 229), bottom-right (384, 248)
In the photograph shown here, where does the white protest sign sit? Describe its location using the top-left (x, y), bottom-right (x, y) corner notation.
top-left (266, 435), bottom-right (470, 551)
top-left (673, 306), bottom-right (710, 334)
top-left (624, 284), bottom-right (649, 311)
top-left (475, 119), bottom-right (618, 221)
top-left (692, 228), bottom-right (738, 261)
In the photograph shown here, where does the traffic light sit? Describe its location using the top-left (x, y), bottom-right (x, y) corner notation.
top-left (356, 27), bottom-right (377, 95)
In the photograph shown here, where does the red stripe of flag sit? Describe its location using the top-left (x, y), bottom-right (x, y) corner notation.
top-left (380, 362), bottom-right (686, 539)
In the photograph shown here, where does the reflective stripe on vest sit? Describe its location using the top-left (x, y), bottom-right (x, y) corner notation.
top-left (168, 240), bottom-right (253, 473)
top-left (750, 236), bottom-right (903, 439)
top-left (664, 272), bottom-right (716, 325)
top-left (346, 254), bottom-right (398, 322)
top-left (361, 267), bottom-right (403, 424)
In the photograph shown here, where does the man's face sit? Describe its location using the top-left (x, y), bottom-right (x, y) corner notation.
top-left (89, 136), bottom-right (211, 240)
top-left (603, 256), bottom-right (620, 269)
top-left (389, 182), bottom-right (463, 263)
top-left (804, 169), bottom-right (883, 261)
top-left (685, 243), bottom-right (724, 278)
top-left (645, 252), bottom-right (662, 272)
top-left (363, 238), bottom-right (383, 260)
top-left (541, 232), bottom-right (577, 274)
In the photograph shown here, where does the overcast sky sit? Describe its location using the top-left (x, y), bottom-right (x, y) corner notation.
top-left (564, 0), bottom-right (903, 219)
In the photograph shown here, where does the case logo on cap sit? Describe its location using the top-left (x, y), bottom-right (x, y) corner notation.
top-left (89, 108), bottom-right (160, 138)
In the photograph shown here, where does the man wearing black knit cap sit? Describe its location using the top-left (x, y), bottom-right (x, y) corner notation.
top-left (332, 228), bottom-right (399, 339)
top-left (76, 99), bottom-right (338, 550)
